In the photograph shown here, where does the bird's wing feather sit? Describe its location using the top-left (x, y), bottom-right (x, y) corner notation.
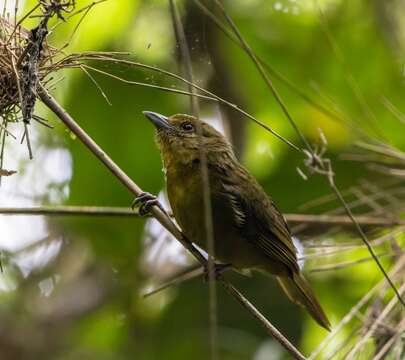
top-left (214, 164), bottom-right (299, 273)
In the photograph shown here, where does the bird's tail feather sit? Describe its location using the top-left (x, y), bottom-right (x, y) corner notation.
top-left (277, 273), bottom-right (331, 330)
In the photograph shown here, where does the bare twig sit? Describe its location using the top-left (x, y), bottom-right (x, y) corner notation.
top-left (310, 252), bottom-right (393, 273)
top-left (286, 213), bottom-right (405, 227)
top-left (1, 206), bottom-right (404, 227)
top-left (380, 96), bottom-right (405, 125)
top-left (143, 265), bottom-right (204, 298)
top-left (0, 205), bottom-right (143, 216)
top-left (314, 0), bottom-right (383, 139)
top-left (192, 0), bottom-right (348, 129)
top-left (222, 281), bottom-right (305, 360)
top-left (212, 0), bottom-right (311, 153)
top-left (168, 2), bottom-right (218, 359)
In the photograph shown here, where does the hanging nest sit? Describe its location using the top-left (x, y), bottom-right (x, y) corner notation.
top-left (0, 4), bottom-right (64, 124)
top-left (0, 16), bottom-right (31, 124)
top-left (0, 1), bottom-right (94, 160)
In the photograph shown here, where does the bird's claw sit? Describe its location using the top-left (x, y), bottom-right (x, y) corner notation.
top-left (204, 263), bottom-right (232, 282)
top-left (131, 192), bottom-right (160, 216)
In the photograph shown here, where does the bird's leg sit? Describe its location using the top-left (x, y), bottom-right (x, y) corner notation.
top-left (204, 263), bottom-right (232, 281)
top-left (131, 192), bottom-right (168, 217)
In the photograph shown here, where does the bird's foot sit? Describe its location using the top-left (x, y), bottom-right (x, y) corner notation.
top-left (204, 263), bottom-right (232, 281)
top-left (131, 192), bottom-right (166, 216)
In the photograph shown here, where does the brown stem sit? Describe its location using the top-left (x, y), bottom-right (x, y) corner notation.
top-left (2, 206), bottom-right (405, 227)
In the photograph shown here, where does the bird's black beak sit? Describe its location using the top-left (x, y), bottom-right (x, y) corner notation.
top-left (143, 111), bottom-right (172, 130)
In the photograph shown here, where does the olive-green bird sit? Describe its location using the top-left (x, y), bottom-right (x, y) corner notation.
top-left (141, 111), bottom-right (330, 330)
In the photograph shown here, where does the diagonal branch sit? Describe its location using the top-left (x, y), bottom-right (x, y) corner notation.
top-left (168, 2), bottom-right (218, 359)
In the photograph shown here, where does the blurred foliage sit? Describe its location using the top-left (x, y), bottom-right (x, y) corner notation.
top-left (0, 0), bottom-right (404, 359)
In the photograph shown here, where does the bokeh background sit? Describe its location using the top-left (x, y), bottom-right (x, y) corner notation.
top-left (0, 0), bottom-right (404, 359)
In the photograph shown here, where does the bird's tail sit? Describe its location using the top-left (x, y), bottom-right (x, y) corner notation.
top-left (277, 273), bottom-right (331, 330)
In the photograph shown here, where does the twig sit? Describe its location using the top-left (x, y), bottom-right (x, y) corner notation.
top-left (380, 96), bottom-right (405, 125)
top-left (38, 85), bottom-right (306, 360)
top-left (212, 0), bottom-right (311, 153)
top-left (143, 265), bottom-right (204, 298)
top-left (1, 206), bottom-right (405, 227)
top-left (79, 65), bottom-right (111, 105)
top-left (356, 141), bottom-right (405, 162)
top-left (168, 2), bottom-right (218, 359)
top-left (0, 120), bottom-right (7, 185)
top-left (314, 0), bottom-right (383, 139)
top-left (0, 205), bottom-right (143, 216)
top-left (310, 252), bottom-right (393, 273)
top-left (192, 0), bottom-right (347, 129)
top-left (221, 281), bottom-right (305, 360)
top-left (285, 213), bottom-right (405, 227)
top-left (169, 0), bottom-right (199, 116)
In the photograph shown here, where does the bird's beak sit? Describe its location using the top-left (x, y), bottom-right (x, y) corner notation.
top-left (143, 111), bottom-right (172, 130)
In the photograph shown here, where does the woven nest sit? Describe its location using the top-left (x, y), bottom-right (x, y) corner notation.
top-left (1, 16), bottom-right (62, 118)
top-left (0, 1), bottom-right (103, 161)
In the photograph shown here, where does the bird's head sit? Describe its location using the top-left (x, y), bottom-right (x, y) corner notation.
top-left (143, 111), bottom-right (234, 168)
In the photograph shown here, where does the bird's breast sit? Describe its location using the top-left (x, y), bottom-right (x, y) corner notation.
top-left (165, 164), bottom-right (268, 269)
top-left (166, 165), bottom-right (205, 243)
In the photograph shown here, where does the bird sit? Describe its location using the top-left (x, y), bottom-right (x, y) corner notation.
top-left (139, 111), bottom-right (331, 330)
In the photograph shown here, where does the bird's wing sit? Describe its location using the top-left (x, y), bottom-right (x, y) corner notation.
top-left (219, 176), bottom-right (299, 274)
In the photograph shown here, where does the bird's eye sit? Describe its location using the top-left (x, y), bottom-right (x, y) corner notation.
top-left (181, 122), bottom-right (194, 132)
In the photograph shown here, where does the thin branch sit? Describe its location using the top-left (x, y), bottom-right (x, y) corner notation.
top-left (2, 206), bottom-right (405, 227)
top-left (212, 0), bottom-right (312, 153)
top-left (38, 85), bottom-right (306, 360)
top-left (143, 264), bottom-right (204, 298)
top-left (168, 2), bottom-right (218, 359)
top-left (286, 213), bottom-right (405, 227)
top-left (192, 0), bottom-right (347, 129)
top-left (0, 205), bottom-right (143, 216)
top-left (314, 0), bottom-right (383, 139)
top-left (169, 0), bottom-right (199, 116)
top-left (309, 252), bottom-right (393, 273)
top-left (79, 65), bottom-right (112, 105)
top-left (380, 96), bottom-right (405, 125)
top-left (221, 281), bottom-right (305, 360)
